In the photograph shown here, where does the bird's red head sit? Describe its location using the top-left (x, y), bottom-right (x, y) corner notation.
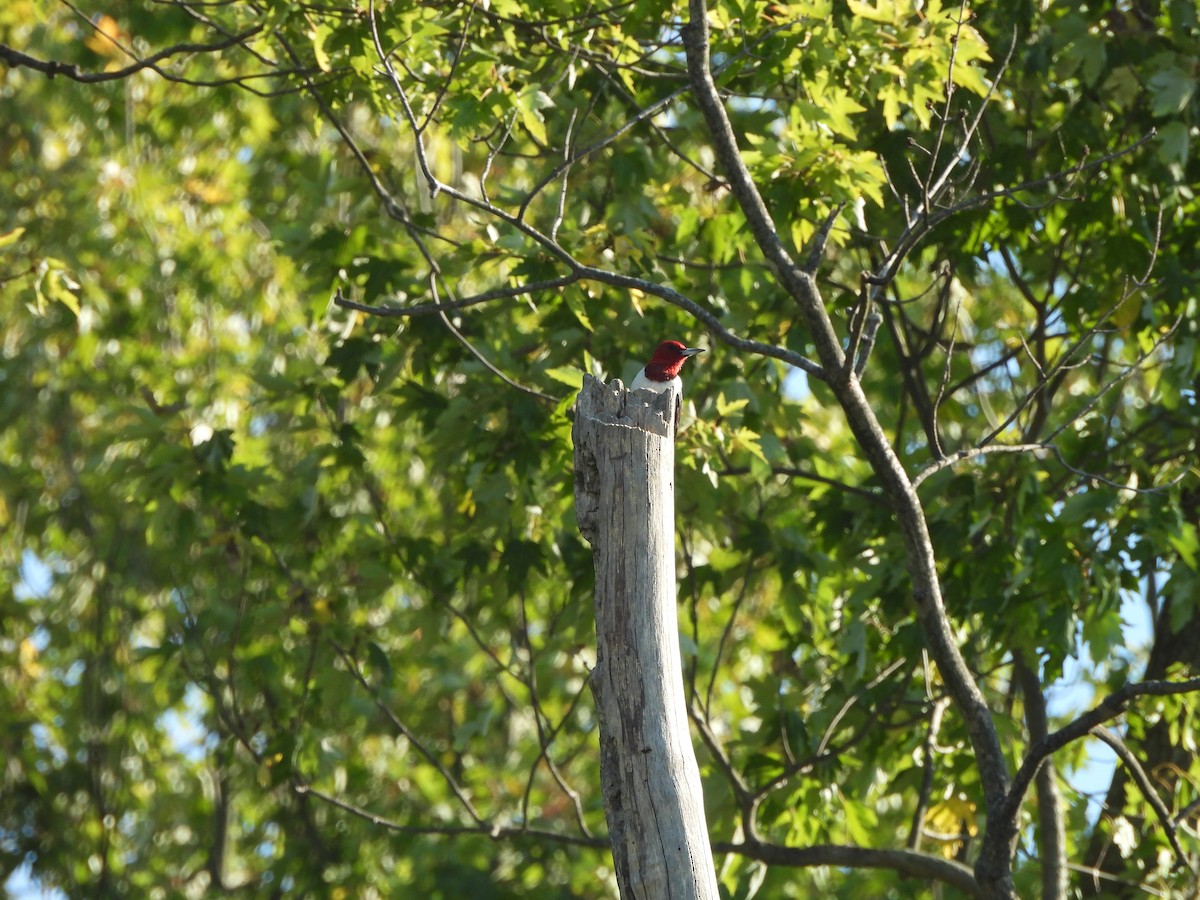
top-left (644, 340), bottom-right (705, 381)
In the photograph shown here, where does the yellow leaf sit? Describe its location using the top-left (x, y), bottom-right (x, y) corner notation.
top-left (0, 226), bottom-right (25, 250)
top-left (731, 427), bottom-right (768, 463)
top-left (457, 489), bottom-right (476, 517)
top-left (309, 24), bottom-right (332, 73)
top-left (184, 177), bottom-right (232, 205)
top-left (85, 15), bottom-right (128, 60)
top-left (312, 597), bottom-right (335, 625)
top-left (20, 638), bottom-right (43, 678)
top-left (925, 796), bottom-right (978, 859)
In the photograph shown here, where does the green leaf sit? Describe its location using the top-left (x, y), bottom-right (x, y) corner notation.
top-left (1148, 64), bottom-right (1196, 117)
top-left (365, 641), bottom-right (394, 688)
top-left (543, 365), bottom-right (584, 389)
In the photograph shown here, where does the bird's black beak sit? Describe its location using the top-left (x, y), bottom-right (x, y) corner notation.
top-left (682, 348), bottom-right (706, 357)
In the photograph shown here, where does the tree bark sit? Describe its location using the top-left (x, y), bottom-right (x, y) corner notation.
top-left (1014, 656), bottom-right (1067, 900)
top-left (573, 374), bottom-right (719, 900)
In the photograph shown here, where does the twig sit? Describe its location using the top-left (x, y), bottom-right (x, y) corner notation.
top-left (907, 697), bottom-right (950, 851)
top-left (1015, 654), bottom-right (1067, 900)
top-left (294, 781), bottom-right (606, 848)
top-left (0, 28), bottom-right (265, 83)
top-left (867, 131), bottom-right (1156, 291)
top-left (428, 276), bottom-right (558, 403)
top-left (709, 840), bottom-right (981, 897)
top-left (331, 639), bottom-right (488, 827)
top-left (912, 443), bottom-right (1050, 488)
top-left (803, 202), bottom-right (845, 273)
top-left (853, 309), bottom-right (883, 378)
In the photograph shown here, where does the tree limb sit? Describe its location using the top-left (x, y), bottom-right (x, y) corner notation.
top-left (679, 9), bottom-right (1012, 894)
top-left (711, 840), bottom-right (981, 897)
top-left (998, 677), bottom-right (1200, 849)
top-left (1090, 726), bottom-right (1195, 872)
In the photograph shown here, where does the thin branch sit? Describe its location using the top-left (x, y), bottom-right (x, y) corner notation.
top-left (515, 591), bottom-right (593, 838)
top-left (867, 131), bottom-right (1157, 290)
top-left (1015, 655), bottom-right (1067, 900)
top-left (0, 28), bottom-right (265, 83)
top-left (1001, 677), bottom-right (1200, 834)
top-left (294, 781), bottom-right (607, 848)
top-left (429, 277), bottom-right (558, 403)
top-left (853, 308), bottom-right (883, 378)
top-left (802, 202), bottom-right (845, 274)
top-left (1041, 314), bottom-right (1183, 444)
top-left (718, 464), bottom-right (883, 502)
top-left (551, 108), bottom-right (578, 242)
top-left (702, 556), bottom-right (757, 719)
top-left (518, 83), bottom-right (693, 219)
top-left (907, 697), bottom-right (950, 851)
top-left (330, 640), bottom-right (487, 827)
top-left (333, 275), bottom-right (582, 318)
top-left (912, 439), bottom-right (1185, 495)
top-left (919, 24), bottom-right (1017, 236)
top-left (274, 35), bottom-right (424, 236)
top-left (913, 443), bottom-right (1050, 488)
top-left (755, 658), bottom-right (911, 798)
top-left (1090, 726), bottom-right (1195, 871)
top-left (367, 0), bottom-right (826, 384)
top-left (710, 840), bottom-right (980, 897)
top-left (929, 273), bottom-right (964, 441)
top-left (688, 706), bottom-right (760, 844)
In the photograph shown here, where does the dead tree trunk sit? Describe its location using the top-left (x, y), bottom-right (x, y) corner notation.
top-left (573, 374), bottom-right (719, 900)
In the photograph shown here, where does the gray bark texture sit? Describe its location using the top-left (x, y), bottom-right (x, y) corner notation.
top-left (573, 374), bottom-right (719, 900)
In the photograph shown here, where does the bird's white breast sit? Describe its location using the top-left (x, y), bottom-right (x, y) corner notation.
top-left (630, 369), bottom-right (681, 397)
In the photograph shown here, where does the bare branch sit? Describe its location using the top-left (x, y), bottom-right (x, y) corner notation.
top-left (294, 781), bottom-right (607, 848)
top-left (334, 275), bottom-right (582, 318)
top-left (0, 29), bottom-right (265, 84)
top-left (868, 131), bottom-right (1157, 290)
top-left (852, 308), bottom-right (884, 378)
top-left (717, 464), bottom-right (883, 502)
top-left (907, 697), bottom-right (950, 851)
top-left (711, 840), bottom-right (980, 897)
top-left (330, 640), bottom-right (487, 828)
top-left (700, 556), bottom-right (757, 719)
top-left (913, 443), bottom-right (1051, 489)
top-left (919, 22), bottom-right (1018, 237)
top-left (1041, 314), bottom-right (1183, 445)
top-left (428, 278), bottom-right (558, 403)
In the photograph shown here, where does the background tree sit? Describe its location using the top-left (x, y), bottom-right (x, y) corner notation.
top-left (1, 0), bottom-right (1197, 897)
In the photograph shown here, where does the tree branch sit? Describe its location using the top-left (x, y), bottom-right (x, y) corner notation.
top-left (999, 677), bottom-right (1200, 845)
top-left (1015, 655), bottom-right (1067, 900)
top-left (679, 9), bottom-right (1012, 891)
top-left (0, 28), bottom-right (267, 85)
top-left (711, 840), bottom-right (980, 897)
top-left (1090, 726), bottom-right (1195, 872)
top-left (295, 781), bottom-right (607, 848)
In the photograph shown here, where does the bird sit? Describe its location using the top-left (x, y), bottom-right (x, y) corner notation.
top-left (630, 340), bottom-right (705, 435)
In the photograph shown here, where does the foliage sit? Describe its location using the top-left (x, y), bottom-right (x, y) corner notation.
top-left (1, 0), bottom-right (1198, 897)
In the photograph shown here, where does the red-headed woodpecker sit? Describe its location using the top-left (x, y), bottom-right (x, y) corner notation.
top-left (630, 340), bottom-right (705, 435)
